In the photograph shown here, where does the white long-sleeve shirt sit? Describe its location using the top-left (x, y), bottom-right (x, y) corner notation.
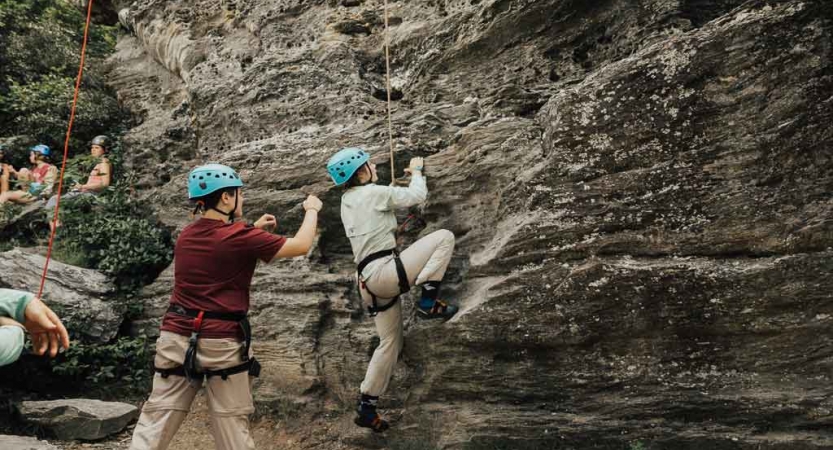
top-left (341, 173), bottom-right (427, 277)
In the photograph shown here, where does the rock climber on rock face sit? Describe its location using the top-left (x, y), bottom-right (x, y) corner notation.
top-left (129, 164), bottom-right (323, 450)
top-left (327, 147), bottom-right (459, 432)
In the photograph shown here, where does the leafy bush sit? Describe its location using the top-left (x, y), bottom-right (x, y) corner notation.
top-left (54, 186), bottom-right (174, 291)
top-left (1, 75), bottom-right (125, 154)
top-left (0, 0), bottom-right (126, 156)
top-left (50, 334), bottom-right (152, 392)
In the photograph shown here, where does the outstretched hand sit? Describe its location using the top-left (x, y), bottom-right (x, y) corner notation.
top-left (403, 157), bottom-right (424, 176)
top-left (303, 195), bottom-right (323, 212)
top-left (254, 214), bottom-right (278, 232)
top-left (23, 298), bottom-right (70, 358)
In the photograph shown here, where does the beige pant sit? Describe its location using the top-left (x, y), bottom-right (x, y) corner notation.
top-left (359, 229), bottom-right (455, 396)
top-left (129, 331), bottom-right (255, 450)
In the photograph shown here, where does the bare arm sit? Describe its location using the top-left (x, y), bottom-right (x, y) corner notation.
top-left (272, 196), bottom-right (323, 260)
top-left (82, 161), bottom-right (111, 192)
top-left (39, 166), bottom-right (59, 198)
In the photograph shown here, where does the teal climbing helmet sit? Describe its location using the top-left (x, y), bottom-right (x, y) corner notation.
top-left (187, 164), bottom-right (243, 199)
top-left (30, 144), bottom-right (51, 157)
top-left (327, 147), bottom-right (370, 186)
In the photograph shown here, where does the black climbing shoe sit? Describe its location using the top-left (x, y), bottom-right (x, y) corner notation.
top-left (417, 299), bottom-right (459, 321)
top-left (355, 411), bottom-right (390, 433)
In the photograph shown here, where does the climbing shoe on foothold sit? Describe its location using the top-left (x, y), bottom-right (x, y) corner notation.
top-left (354, 411), bottom-right (390, 433)
top-left (417, 299), bottom-right (459, 321)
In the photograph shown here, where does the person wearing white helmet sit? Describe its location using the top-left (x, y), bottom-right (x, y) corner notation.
top-left (0, 144), bottom-right (58, 205)
top-left (327, 147), bottom-right (459, 432)
top-left (129, 164), bottom-right (323, 450)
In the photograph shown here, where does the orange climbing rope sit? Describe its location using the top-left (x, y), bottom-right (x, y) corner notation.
top-left (37, 0), bottom-right (95, 298)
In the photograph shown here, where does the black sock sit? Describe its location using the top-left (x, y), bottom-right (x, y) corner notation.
top-left (419, 281), bottom-right (441, 309)
top-left (359, 394), bottom-right (379, 413)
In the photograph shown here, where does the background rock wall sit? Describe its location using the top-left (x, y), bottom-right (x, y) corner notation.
top-left (107, 0), bottom-right (833, 447)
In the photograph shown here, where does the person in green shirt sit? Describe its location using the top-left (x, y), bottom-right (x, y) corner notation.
top-left (0, 288), bottom-right (70, 367)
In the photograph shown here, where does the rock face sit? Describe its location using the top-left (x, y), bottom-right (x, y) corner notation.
top-left (0, 435), bottom-right (59, 450)
top-left (16, 399), bottom-right (139, 441)
top-left (109, 0), bottom-right (833, 448)
top-left (0, 249), bottom-right (121, 342)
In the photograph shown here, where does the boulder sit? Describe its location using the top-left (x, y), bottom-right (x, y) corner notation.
top-left (0, 249), bottom-right (121, 342)
top-left (0, 435), bottom-right (59, 450)
top-left (16, 399), bottom-right (139, 441)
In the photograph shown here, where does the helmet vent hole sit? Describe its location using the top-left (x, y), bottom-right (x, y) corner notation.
top-left (199, 176), bottom-right (204, 180)
top-left (199, 182), bottom-right (207, 189)
top-left (338, 171), bottom-right (346, 178)
top-left (215, 174), bottom-right (220, 178)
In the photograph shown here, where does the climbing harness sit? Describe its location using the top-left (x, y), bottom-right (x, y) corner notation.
top-left (357, 248), bottom-right (410, 316)
top-left (153, 304), bottom-right (261, 381)
top-left (37, 0), bottom-right (94, 299)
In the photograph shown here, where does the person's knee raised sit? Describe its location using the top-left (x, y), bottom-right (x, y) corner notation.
top-left (437, 229), bottom-right (454, 243)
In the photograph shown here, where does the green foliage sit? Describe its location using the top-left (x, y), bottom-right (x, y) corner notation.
top-left (0, 0), bottom-right (125, 156)
top-left (60, 152), bottom-right (99, 189)
top-left (48, 136), bottom-right (174, 292)
top-left (629, 442), bottom-right (646, 450)
top-left (1, 75), bottom-right (124, 154)
top-left (51, 334), bottom-right (152, 392)
top-left (54, 186), bottom-right (174, 291)
top-left (0, 203), bottom-right (23, 224)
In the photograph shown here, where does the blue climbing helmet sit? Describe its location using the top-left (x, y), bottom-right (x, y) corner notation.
top-left (187, 164), bottom-right (243, 199)
top-left (327, 147), bottom-right (370, 186)
top-left (30, 144), bottom-right (51, 157)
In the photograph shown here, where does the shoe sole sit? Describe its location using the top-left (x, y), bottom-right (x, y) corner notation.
top-left (354, 416), bottom-right (389, 433)
top-left (417, 311), bottom-right (458, 321)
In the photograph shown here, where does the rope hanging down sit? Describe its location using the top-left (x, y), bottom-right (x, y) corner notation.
top-left (38, 0), bottom-right (95, 298)
top-left (383, 0), bottom-right (396, 184)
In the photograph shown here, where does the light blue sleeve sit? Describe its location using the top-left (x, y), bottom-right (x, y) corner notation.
top-left (0, 325), bottom-right (25, 367)
top-left (0, 288), bottom-right (35, 322)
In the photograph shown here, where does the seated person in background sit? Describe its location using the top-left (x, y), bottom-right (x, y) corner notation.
top-left (0, 288), bottom-right (70, 367)
top-left (45, 136), bottom-right (112, 230)
top-left (0, 144), bottom-right (9, 195)
top-left (0, 145), bottom-right (58, 206)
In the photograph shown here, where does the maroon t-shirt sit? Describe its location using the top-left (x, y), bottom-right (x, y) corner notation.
top-left (160, 218), bottom-right (286, 339)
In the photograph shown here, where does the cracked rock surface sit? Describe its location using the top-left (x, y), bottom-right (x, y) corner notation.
top-left (107, 0), bottom-right (833, 447)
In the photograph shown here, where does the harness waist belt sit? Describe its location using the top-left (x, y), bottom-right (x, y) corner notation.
top-left (155, 357), bottom-right (261, 381)
top-left (167, 304), bottom-right (246, 322)
top-left (165, 304), bottom-right (253, 380)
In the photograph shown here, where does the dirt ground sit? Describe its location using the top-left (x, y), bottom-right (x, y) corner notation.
top-left (60, 392), bottom-right (399, 450)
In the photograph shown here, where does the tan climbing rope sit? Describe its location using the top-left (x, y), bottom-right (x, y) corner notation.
top-left (383, 0), bottom-right (396, 184)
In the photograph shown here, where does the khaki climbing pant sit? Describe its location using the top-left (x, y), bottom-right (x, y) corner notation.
top-left (359, 229), bottom-right (455, 397)
top-left (129, 331), bottom-right (255, 450)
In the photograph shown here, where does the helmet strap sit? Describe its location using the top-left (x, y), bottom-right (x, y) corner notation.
top-left (208, 189), bottom-right (238, 222)
top-left (190, 200), bottom-right (205, 219)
